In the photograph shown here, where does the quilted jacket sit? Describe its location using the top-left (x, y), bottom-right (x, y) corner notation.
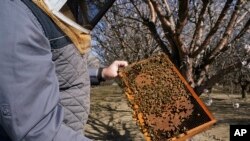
top-left (52, 44), bottom-right (91, 133)
top-left (0, 0), bottom-right (99, 140)
top-left (21, 0), bottom-right (97, 133)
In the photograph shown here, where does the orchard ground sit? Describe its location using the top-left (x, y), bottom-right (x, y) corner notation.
top-left (84, 85), bottom-right (250, 141)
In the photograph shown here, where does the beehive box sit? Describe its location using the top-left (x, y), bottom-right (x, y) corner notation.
top-left (119, 53), bottom-right (216, 141)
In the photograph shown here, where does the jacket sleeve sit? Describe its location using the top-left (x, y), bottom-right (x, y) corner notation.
top-left (88, 68), bottom-right (106, 85)
top-left (0, 1), bottom-right (90, 141)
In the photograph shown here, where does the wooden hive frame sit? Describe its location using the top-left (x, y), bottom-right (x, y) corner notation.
top-left (119, 53), bottom-right (216, 141)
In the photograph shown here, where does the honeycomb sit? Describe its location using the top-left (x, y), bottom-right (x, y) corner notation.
top-left (119, 53), bottom-right (216, 141)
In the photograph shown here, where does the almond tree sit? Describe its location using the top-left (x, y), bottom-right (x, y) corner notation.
top-left (92, 0), bottom-right (250, 95)
top-left (217, 42), bottom-right (250, 98)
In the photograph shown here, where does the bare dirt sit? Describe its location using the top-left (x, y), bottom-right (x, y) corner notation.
top-left (84, 85), bottom-right (250, 141)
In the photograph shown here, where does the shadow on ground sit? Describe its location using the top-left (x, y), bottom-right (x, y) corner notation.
top-left (85, 85), bottom-right (144, 141)
top-left (86, 112), bottom-right (135, 141)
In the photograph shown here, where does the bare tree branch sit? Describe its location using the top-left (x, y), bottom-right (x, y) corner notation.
top-left (233, 18), bottom-right (250, 41)
top-left (149, 0), bottom-right (174, 32)
top-left (142, 19), bottom-right (176, 63)
top-left (129, 0), bottom-right (144, 19)
top-left (194, 0), bottom-right (244, 89)
top-left (115, 13), bottom-right (143, 23)
top-left (93, 35), bottom-right (121, 59)
top-left (208, 0), bottom-right (243, 60)
top-left (149, 0), bottom-right (190, 67)
top-left (146, 0), bottom-right (157, 23)
top-left (176, 0), bottom-right (189, 35)
top-left (195, 57), bottom-right (250, 94)
top-left (191, 0), bottom-right (234, 57)
top-left (162, 0), bottom-right (176, 28)
top-left (235, 11), bottom-right (248, 25)
top-left (190, 0), bottom-right (209, 52)
top-left (196, 0), bottom-right (243, 80)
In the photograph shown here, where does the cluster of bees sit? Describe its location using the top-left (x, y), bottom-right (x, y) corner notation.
top-left (119, 53), bottom-right (211, 140)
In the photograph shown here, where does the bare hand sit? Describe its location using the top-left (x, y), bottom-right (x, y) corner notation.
top-left (102, 61), bottom-right (128, 80)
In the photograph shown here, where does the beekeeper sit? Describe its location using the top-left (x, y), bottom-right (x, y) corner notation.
top-left (0, 0), bottom-right (127, 140)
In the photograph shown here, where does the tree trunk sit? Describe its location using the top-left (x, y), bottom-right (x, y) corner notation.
top-left (241, 85), bottom-right (247, 99)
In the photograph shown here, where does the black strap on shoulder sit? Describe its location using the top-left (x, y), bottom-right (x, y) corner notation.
top-left (21, 0), bottom-right (72, 49)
